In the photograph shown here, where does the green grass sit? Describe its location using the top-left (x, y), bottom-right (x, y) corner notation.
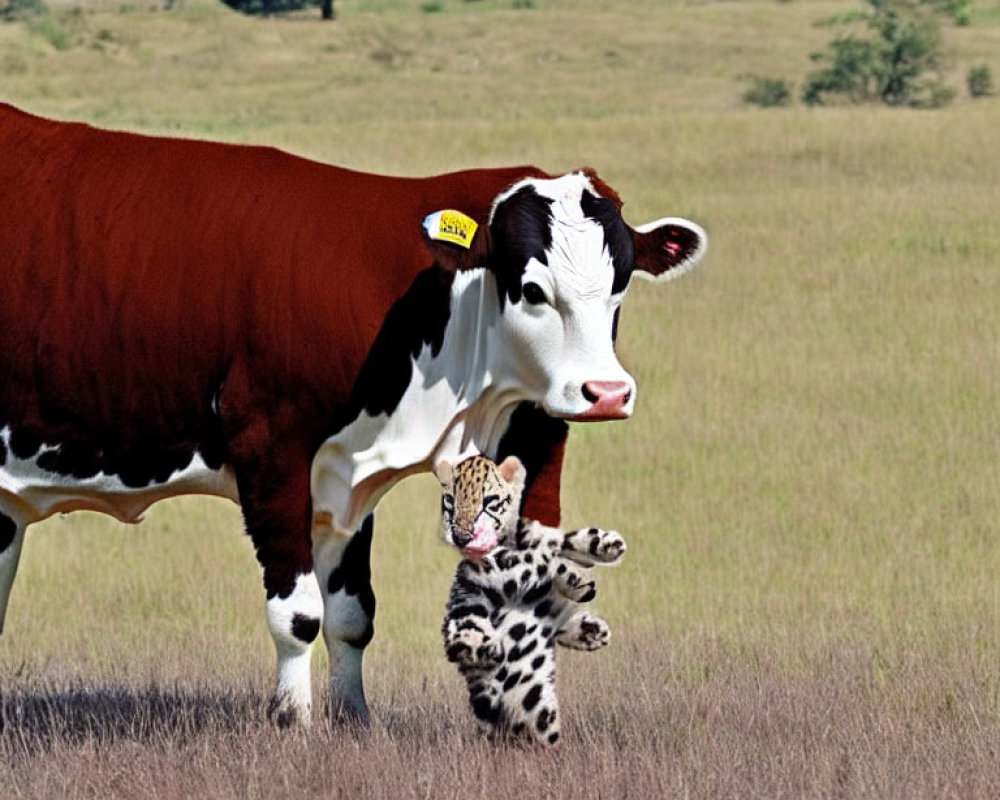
top-left (1, 1), bottom-right (1000, 796)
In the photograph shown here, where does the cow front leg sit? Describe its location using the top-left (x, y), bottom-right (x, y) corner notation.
top-left (230, 431), bottom-right (319, 728)
top-left (265, 570), bottom-right (324, 727)
top-left (0, 508), bottom-right (27, 634)
top-left (314, 513), bottom-right (375, 727)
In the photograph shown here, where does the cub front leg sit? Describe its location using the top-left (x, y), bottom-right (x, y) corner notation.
top-left (556, 610), bottom-right (611, 651)
top-left (561, 527), bottom-right (626, 567)
top-left (512, 519), bottom-right (565, 555)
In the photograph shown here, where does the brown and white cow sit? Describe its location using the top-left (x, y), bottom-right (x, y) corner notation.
top-left (0, 104), bottom-right (705, 726)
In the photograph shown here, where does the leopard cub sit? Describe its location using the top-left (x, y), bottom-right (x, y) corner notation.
top-left (435, 454), bottom-right (626, 746)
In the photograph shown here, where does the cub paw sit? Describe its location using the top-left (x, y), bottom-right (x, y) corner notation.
top-left (556, 612), bottom-right (611, 651)
top-left (588, 529), bottom-right (626, 564)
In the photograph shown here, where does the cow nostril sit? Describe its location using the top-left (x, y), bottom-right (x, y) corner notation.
top-left (583, 381), bottom-right (631, 407)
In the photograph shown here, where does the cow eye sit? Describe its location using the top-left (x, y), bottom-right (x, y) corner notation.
top-left (522, 282), bottom-right (547, 305)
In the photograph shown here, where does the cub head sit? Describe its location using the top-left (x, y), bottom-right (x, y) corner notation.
top-left (433, 455), bottom-right (526, 558)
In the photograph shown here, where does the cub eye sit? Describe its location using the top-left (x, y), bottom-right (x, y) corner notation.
top-left (522, 282), bottom-right (547, 305)
top-left (483, 494), bottom-right (502, 511)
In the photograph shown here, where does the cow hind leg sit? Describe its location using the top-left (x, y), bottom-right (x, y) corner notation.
top-left (314, 514), bottom-right (376, 727)
top-left (0, 508), bottom-right (26, 634)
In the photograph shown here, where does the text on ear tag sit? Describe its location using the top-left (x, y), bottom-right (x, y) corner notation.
top-left (423, 209), bottom-right (478, 249)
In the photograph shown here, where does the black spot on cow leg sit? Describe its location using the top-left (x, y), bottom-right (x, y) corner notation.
top-left (291, 614), bottom-right (320, 644)
top-left (327, 515), bottom-right (376, 648)
top-left (0, 514), bottom-right (16, 552)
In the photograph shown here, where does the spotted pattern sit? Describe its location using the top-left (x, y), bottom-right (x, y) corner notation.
top-left (440, 455), bottom-right (625, 746)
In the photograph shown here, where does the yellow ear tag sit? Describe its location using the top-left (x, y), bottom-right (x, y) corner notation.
top-left (423, 209), bottom-right (478, 249)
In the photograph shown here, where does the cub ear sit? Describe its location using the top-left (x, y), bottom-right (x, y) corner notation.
top-left (632, 217), bottom-right (707, 282)
top-left (421, 209), bottom-right (493, 273)
top-left (432, 460), bottom-right (454, 485)
top-left (496, 455), bottom-right (526, 490)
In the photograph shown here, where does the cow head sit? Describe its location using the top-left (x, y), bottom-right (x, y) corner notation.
top-left (423, 170), bottom-right (706, 421)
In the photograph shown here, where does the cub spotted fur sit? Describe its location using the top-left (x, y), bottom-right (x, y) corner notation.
top-left (435, 454), bottom-right (625, 746)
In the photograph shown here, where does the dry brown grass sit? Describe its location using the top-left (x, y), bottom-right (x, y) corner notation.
top-left (2, 636), bottom-right (999, 799)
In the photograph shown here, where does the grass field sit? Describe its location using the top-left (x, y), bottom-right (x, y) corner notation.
top-left (2, 0), bottom-right (1000, 797)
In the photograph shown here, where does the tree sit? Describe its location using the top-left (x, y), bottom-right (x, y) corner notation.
top-left (220, 0), bottom-right (333, 18)
top-left (803, 0), bottom-right (955, 108)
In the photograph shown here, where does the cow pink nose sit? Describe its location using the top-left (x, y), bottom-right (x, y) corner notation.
top-left (582, 380), bottom-right (632, 411)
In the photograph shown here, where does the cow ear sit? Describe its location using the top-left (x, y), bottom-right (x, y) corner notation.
top-left (497, 455), bottom-right (526, 490)
top-left (421, 210), bottom-right (492, 273)
top-left (632, 217), bottom-right (707, 282)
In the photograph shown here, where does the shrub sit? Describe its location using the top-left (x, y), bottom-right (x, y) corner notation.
top-left (742, 75), bottom-right (793, 107)
top-left (925, 0), bottom-right (973, 26)
top-left (0, 0), bottom-right (48, 22)
top-left (220, 0), bottom-right (322, 14)
top-left (967, 64), bottom-right (993, 97)
top-left (802, 0), bottom-right (952, 108)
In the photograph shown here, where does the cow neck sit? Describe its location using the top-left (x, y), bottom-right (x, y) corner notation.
top-left (310, 267), bottom-right (524, 535)
top-left (438, 267), bottom-right (521, 453)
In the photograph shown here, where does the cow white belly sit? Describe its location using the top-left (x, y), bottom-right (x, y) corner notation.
top-left (0, 427), bottom-right (239, 524)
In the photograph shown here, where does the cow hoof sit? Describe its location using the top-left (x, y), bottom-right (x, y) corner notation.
top-left (324, 697), bottom-right (371, 732)
top-left (267, 696), bottom-right (311, 729)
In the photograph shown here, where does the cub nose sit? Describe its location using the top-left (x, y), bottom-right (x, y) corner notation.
top-left (451, 528), bottom-right (473, 548)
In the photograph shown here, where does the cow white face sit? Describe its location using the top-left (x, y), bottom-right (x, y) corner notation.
top-left (425, 170), bottom-right (706, 422)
